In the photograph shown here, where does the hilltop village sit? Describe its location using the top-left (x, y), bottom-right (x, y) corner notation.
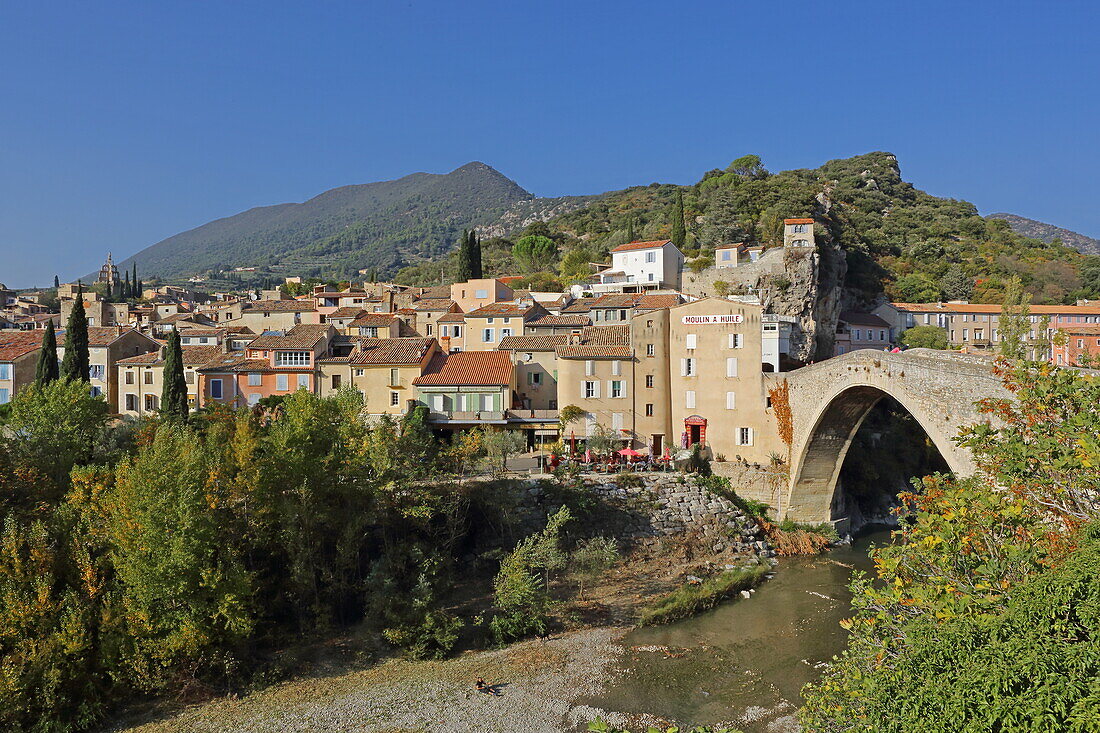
top-left (3, 219), bottom-right (1100, 466)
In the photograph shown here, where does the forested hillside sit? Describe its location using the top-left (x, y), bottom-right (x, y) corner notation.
top-left (539, 152), bottom-right (1100, 305)
top-left (110, 162), bottom-right (533, 280)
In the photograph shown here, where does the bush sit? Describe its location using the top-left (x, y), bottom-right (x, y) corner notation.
top-left (382, 610), bottom-right (463, 660)
top-left (639, 566), bottom-right (768, 625)
top-left (901, 324), bottom-right (949, 350)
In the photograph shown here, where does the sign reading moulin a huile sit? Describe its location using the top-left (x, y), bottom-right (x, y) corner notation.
top-left (680, 314), bottom-right (744, 325)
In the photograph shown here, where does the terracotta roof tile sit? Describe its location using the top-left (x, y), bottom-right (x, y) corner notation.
top-left (610, 239), bottom-right (674, 253)
top-left (555, 345), bottom-right (633, 359)
top-left (581, 325), bottom-right (631, 345)
top-left (116, 345), bottom-right (223, 367)
top-left (242, 299), bottom-right (317, 313)
top-left (413, 351), bottom-right (512, 386)
top-left (328, 307), bottom-right (369, 319)
top-left (410, 299), bottom-right (456, 312)
top-left (437, 312), bottom-right (466, 323)
top-left (526, 314), bottom-right (590, 327)
top-left (0, 332), bottom-right (43, 361)
top-left (346, 337), bottom-right (436, 366)
top-left (348, 314), bottom-right (399, 328)
top-left (784, 218), bottom-right (815, 225)
top-left (891, 302), bottom-right (1100, 315)
top-left (247, 324), bottom-right (331, 350)
top-left (839, 311), bottom-right (891, 328)
top-left (87, 327), bottom-right (157, 348)
top-left (418, 286), bottom-right (452, 299)
top-left (464, 302), bottom-right (537, 318)
top-left (497, 335), bottom-right (569, 351)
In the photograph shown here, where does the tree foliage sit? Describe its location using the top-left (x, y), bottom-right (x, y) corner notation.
top-left (900, 325), bottom-right (949, 350)
top-left (159, 330), bottom-right (188, 420)
top-left (61, 287), bottom-right (89, 383)
top-left (35, 320), bottom-right (59, 386)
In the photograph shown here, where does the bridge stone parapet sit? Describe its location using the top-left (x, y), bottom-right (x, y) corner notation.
top-left (775, 349), bottom-right (1009, 526)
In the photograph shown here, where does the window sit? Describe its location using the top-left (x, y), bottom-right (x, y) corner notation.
top-left (619, 309), bottom-right (628, 321)
top-left (482, 328), bottom-right (494, 343)
top-left (880, 330), bottom-right (886, 341)
top-left (612, 412), bottom-right (624, 431)
top-left (645, 374), bottom-right (654, 388)
top-left (359, 326), bottom-right (378, 337)
top-left (276, 374), bottom-right (289, 391)
top-left (610, 380), bottom-right (624, 398)
top-left (685, 390), bottom-right (696, 409)
top-left (431, 394), bottom-right (445, 412)
top-left (585, 360), bottom-right (594, 376)
top-left (646, 343), bottom-right (655, 357)
top-left (144, 394), bottom-right (158, 412)
top-left (425, 324), bottom-right (433, 335)
top-left (853, 329), bottom-right (861, 340)
top-left (354, 368), bottom-right (365, 377)
top-left (685, 334), bottom-right (697, 350)
top-left (475, 289), bottom-right (488, 299)
top-left (185, 370), bottom-right (195, 384)
top-left (89, 365), bottom-right (104, 380)
top-left (962, 329), bottom-right (969, 341)
top-left (275, 351), bottom-right (310, 366)
top-left (481, 393), bottom-right (495, 411)
top-left (527, 371), bottom-right (542, 385)
top-left (680, 358), bottom-right (696, 376)
top-left (792, 223), bottom-right (806, 233)
top-left (331, 374), bottom-right (341, 389)
top-left (501, 328), bottom-right (513, 339)
top-left (248, 372), bottom-right (262, 386)
top-left (611, 360), bottom-right (621, 376)
top-left (1078, 339), bottom-right (1085, 348)
top-left (209, 379), bottom-right (223, 399)
top-left (142, 369), bottom-right (153, 385)
top-left (726, 391), bottom-right (736, 410)
top-left (728, 333), bottom-right (743, 349)
top-left (645, 251), bottom-right (656, 263)
top-left (583, 380), bottom-right (598, 399)
top-left (386, 368), bottom-right (399, 386)
top-left (647, 320), bottom-right (654, 327)
top-left (125, 394), bottom-right (137, 411)
top-left (390, 391), bottom-right (400, 407)
top-left (645, 403), bottom-right (654, 416)
top-left (125, 370), bottom-right (135, 385)
top-left (726, 357), bottom-right (738, 378)
top-left (452, 325), bottom-right (462, 338)
top-left (737, 427), bottom-right (754, 446)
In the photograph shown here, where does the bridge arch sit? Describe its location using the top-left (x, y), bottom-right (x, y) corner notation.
top-left (785, 384), bottom-right (967, 526)
top-left (780, 349), bottom-right (1003, 526)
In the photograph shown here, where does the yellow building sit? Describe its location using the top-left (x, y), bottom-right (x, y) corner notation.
top-left (116, 345), bottom-right (223, 416)
top-left (316, 337), bottom-right (438, 416)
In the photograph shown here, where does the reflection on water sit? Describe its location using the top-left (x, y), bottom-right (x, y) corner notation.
top-left (585, 532), bottom-right (888, 732)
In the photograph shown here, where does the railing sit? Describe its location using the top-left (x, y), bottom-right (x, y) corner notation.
top-left (426, 410), bottom-right (506, 422)
top-left (505, 409), bottom-right (560, 422)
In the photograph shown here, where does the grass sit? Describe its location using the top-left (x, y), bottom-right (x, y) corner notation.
top-left (638, 565), bottom-right (769, 626)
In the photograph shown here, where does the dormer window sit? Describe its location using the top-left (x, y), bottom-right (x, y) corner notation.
top-left (275, 351), bottom-right (310, 366)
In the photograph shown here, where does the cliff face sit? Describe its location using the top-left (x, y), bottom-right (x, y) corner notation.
top-left (679, 243), bottom-right (847, 363)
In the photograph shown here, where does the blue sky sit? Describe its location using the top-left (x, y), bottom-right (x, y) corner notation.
top-left (1, 0), bottom-right (1097, 287)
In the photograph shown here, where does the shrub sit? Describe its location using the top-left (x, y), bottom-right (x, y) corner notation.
top-left (490, 508), bottom-right (571, 644)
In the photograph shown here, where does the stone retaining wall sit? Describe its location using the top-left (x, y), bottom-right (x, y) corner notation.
top-left (513, 473), bottom-right (772, 557)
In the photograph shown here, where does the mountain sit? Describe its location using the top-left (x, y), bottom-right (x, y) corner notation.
top-left (112, 162), bottom-right (536, 281)
top-left (987, 213), bottom-right (1100, 255)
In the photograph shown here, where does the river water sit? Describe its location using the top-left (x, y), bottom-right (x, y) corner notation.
top-left (584, 531), bottom-right (889, 732)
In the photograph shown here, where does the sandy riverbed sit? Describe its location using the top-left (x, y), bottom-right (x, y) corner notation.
top-left (112, 628), bottom-right (658, 733)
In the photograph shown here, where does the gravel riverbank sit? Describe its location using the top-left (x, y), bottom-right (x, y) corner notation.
top-left (115, 628), bottom-right (634, 733)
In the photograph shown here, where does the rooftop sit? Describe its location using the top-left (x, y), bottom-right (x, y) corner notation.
top-left (247, 324), bottom-right (331, 350)
top-left (348, 313), bottom-right (399, 327)
top-left (891, 302), bottom-right (1100, 315)
top-left (413, 351), bottom-right (513, 386)
top-left (242, 299), bottom-right (317, 313)
top-left (409, 298), bottom-right (457, 312)
top-left (839, 311), bottom-right (891, 328)
top-left (347, 337), bottom-right (436, 365)
top-left (784, 218), bottom-right (815, 225)
top-left (0, 331), bottom-right (44, 361)
top-left (497, 334), bottom-right (569, 351)
top-left (611, 239), bottom-right (673, 253)
top-left (464, 302), bottom-right (538, 318)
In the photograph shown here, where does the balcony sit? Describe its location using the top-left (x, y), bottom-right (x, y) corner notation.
top-left (505, 409), bottom-right (560, 423)
top-left (426, 410), bottom-right (507, 424)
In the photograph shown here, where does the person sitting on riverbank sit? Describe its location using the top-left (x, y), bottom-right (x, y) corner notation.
top-left (475, 677), bottom-right (499, 696)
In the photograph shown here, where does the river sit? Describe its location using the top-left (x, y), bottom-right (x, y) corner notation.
top-left (582, 531), bottom-right (889, 732)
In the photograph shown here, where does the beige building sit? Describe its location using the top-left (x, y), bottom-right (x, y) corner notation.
top-left (463, 301), bottom-right (547, 351)
top-left (667, 299), bottom-right (782, 464)
top-left (407, 299), bottom-right (460, 339)
top-left (498, 334), bottom-right (568, 411)
top-left (437, 312), bottom-right (466, 352)
top-left (317, 337), bottom-right (438, 416)
top-left (61, 293), bottom-right (129, 328)
top-left (554, 325), bottom-right (636, 446)
top-left (783, 218), bottom-right (816, 248)
top-left (450, 278), bottom-right (514, 313)
top-left (229, 299), bottom-right (320, 331)
top-left (346, 313), bottom-right (402, 339)
top-left (57, 327), bottom-right (161, 407)
top-left (0, 331), bottom-right (44, 404)
top-left (116, 345), bottom-right (223, 416)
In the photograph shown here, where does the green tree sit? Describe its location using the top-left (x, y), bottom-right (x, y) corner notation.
top-left (470, 229), bottom-right (483, 279)
top-left (512, 234), bottom-right (558, 274)
top-left (480, 427), bottom-right (525, 474)
top-left (892, 273), bottom-right (942, 302)
top-left (939, 265), bottom-right (973, 300)
top-left (159, 329), bottom-right (188, 420)
top-left (367, 267), bottom-right (378, 283)
top-left (53, 274), bottom-right (60, 288)
top-left (670, 190), bottom-right (687, 248)
top-left (625, 218), bottom-right (636, 242)
top-left (455, 230), bottom-right (475, 281)
top-left (998, 276), bottom-right (1032, 360)
top-left (60, 285), bottom-right (90, 383)
top-left (559, 247), bottom-right (594, 282)
top-left (900, 325), bottom-right (949, 350)
top-left (34, 320), bottom-right (59, 386)
top-left (570, 536), bottom-right (618, 600)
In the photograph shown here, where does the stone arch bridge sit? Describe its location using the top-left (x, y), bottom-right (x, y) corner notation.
top-left (775, 349), bottom-right (1009, 527)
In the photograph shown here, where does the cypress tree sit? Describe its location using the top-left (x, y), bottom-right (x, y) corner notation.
top-left (455, 229), bottom-right (474, 281)
top-left (670, 191), bottom-right (687, 248)
top-left (60, 284), bottom-right (90, 382)
top-left (53, 274), bottom-right (60, 288)
top-left (626, 218), bottom-right (636, 242)
top-left (367, 267), bottom-right (378, 283)
top-left (470, 230), bottom-right (483, 279)
top-left (35, 320), bottom-right (59, 385)
top-left (160, 329), bottom-right (188, 419)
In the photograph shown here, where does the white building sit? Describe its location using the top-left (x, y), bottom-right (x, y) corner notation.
top-left (595, 240), bottom-right (684, 293)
